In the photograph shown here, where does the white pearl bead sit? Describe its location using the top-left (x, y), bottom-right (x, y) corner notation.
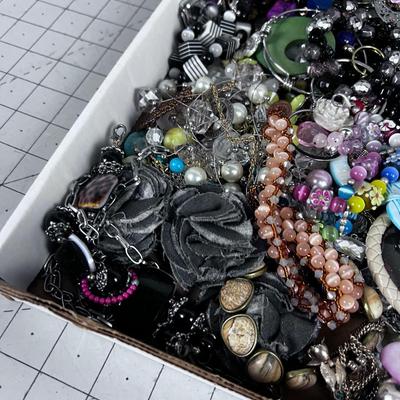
top-left (389, 133), bottom-right (400, 148)
top-left (223, 183), bottom-right (241, 193)
top-left (221, 161), bottom-right (243, 183)
top-left (193, 76), bottom-right (212, 93)
top-left (181, 28), bottom-right (195, 42)
top-left (257, 167), bottom-right (269, 183)
top-left (247, 82), bottom-right (269, 105)
top-left (209, 43), bottom-right (223, 58)
top-left (158, 79), bottom-right (177, 97)
top-left (225, 63), bottom-right (237, 79)
top-left (184, 167), bottom-right (207, 186)
top-left (223, 10), bottom-right (236, 22)
top-left (232, 102), bottom-right (248, 125)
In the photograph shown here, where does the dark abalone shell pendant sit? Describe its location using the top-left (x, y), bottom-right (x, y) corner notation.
top-left (77, 174), bottom-right (118, 209)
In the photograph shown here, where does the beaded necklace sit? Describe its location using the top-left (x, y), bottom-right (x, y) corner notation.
top-left (255, 103), bottom-right (364, 329)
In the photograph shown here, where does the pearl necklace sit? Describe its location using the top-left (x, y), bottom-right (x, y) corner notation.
top-left (255, 103), bottom-right (364, 329)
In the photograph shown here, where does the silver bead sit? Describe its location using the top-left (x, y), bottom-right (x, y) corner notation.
top-left (223, 183), bottom-right (241, 193)
top-left (184, 167), bottom-right (207, 186)
top-left (221, 160), bottom-right (243, 183)
top-left (308, 343), bottom-right (330, 364)
top-left (352, 80), bottom-right (371, 96)
top-left (349, 15), bottom-right (363, 31)
top-left (345, 1), bottom-right (357, 12)
top-left (158, 79), bottom-right (177, 97)
top-left (232, 102), bottom-right (248, 125)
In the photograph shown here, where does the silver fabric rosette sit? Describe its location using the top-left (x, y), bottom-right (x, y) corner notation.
top-left (161, 184), bottom-right (264, 290)
top-left (98, 165), bottom-right (172, 264)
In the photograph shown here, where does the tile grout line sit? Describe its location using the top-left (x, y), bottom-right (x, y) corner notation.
top-left (210, 387), bottom-right (216, 400)
top-left (80, 0), bottom-right (144, 81)
top-left (147, 364), bottom-right (165, 400)
top-left (0, 0), bottom-right (114, 187)
top-left (0, 302), bottom-right (22, 339)
top-left (0, 39), bottom-right (109, 77)
top-left (85, 343), bottom-right (115, 399)
top-left (1, 0), bottom-right (148, 188)
top-left (18, 0), bottom-right (118, 173)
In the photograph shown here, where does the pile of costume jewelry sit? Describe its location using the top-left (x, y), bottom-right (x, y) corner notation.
top-left (32, 0), bottom-right (400, 399)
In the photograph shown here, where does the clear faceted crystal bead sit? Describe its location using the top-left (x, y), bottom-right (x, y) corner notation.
top-left (136, 87), bottom-right (162, 111)
top-left (146, 127), bottom-right (164, 145)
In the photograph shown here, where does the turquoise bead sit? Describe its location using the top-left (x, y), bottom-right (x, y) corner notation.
top-left (338, 185), bottom-right (355, 200)
top-left (169, 157), bottom-right (185, 174)
top-left (123, 131), bottom-right (147, 156)
top-left (335, 219), bottom-right (353, 235)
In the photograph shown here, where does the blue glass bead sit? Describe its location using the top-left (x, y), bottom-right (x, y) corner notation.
top-left (169, 157), bottom-right (185, 174)
top-left (307, 0), bottom-right (333, 10)
top-left (338, 185), bottom-right (355, 200)
top-left (335, 219), bottom-right (353, 235)
top-left (337, 31), bottom-right (356, 46)
top-left (381, 166), bottom-right (400, 183)
top-left (123, 131), bottom-right (147, 156)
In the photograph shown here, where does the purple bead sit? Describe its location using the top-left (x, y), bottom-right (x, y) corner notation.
top-left (99, 298), bottom-right (106, 305)
top-left (293, 184), bottom-right (311, 203)
top-left (88, 294), bottom-right (95, 301)
top-left (117, 295), bottom-right (124, 302)
top-left (329, 197), bottom-right (347, 214)
top-left (366, 140), bottom-right (382, 152)
top-left (353, 152), bottom-right (381, 179)
top-left (297, 121), bottom-right (329, 148)
top-left (105, 298), bottom-right (112, 305)
top-left (354, 111), bottom-right (370, 126)
top-left (381, 342), bottom-right (400, 384)
top-left (94, 296), bottom-right (100, 303)
top-left (350, 166), bottom-right (367, 182)
top-left (339, 141), bottom-right (352, 155)
top-left (327, 131), bottom-right (344, 148)
top-left (122, 292), bottom-right (130, 299)
top-left (127, 288), bottom-right (134, 295)
top-left (111, 297), bottom-right (118, 304)
top-left (313, 133), bottom-right (328, 148)
top-left (306, 169), bottom-right (333, 189)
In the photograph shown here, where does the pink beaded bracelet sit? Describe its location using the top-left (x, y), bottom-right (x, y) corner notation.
top-left (81, 270), bottom-right (139, 305)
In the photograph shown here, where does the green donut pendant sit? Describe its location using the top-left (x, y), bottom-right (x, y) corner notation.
top-left (257, 16), bottom-right (336, 76)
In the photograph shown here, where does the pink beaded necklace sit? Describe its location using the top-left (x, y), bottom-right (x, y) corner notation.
top-left (255, 103), bottom-right (364, 329)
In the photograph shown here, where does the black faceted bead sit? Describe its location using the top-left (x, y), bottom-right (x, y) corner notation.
top-left (200, 53), bottom-right (214, 66)
top-left (303, 43), bottom-right (321, 61)
top-left (308, 28), bottom-right (327, 46)
top-left (191, 23), bottom-right (202, 35)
